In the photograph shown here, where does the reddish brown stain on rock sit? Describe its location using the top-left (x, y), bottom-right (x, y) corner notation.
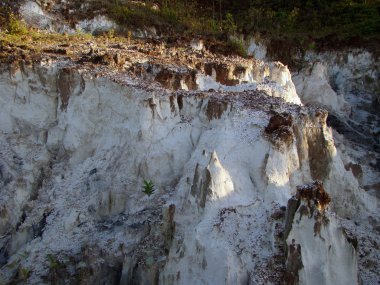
top-left (265, 112), bottom-right (294, 146)
top-left (206, 100), bottom-right (228, 120)
top-left (57, 68), bottom-right (84, 111)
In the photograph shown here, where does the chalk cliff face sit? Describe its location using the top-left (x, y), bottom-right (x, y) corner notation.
top-left (0, 1), bottom-right (379, 284)
top-left (284, 181), bottom-right (358, 285)
top-left (292, 49), bottom-right (380, 206)
top-left (0, 52), bottom-right (378, 285)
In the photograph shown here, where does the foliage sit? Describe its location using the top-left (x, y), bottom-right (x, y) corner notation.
top-left (219, 0), bottom-right (379, 46)
top-left (222, 13), bottom-right (237, 36)
top-left (242, 0), bottom-right (380, 41)
top-left (19, 267), bottom-right (30, 280)
top-left (109, 2), bottom-right (180, 29)
top-left (104, 29), bottom-right (116, 39)
top-left (6, 13), bottom-right (28, 35)
top-left (227, 38), bottom-right (247, 58)
top-left (46, 254), bottom-right (61, 270)
top-left (142, 180), bottom-right (155, 196)
top-left (106, 0), bottom-right (379, 50)
top-left (1, 0), bottom-right (378, 61)
top-left (107, 1), bottom-right (221, 36)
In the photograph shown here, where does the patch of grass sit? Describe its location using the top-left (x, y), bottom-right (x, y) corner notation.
top-left (0, 30), bottom-right (79, 52)
top-left (0, 13), bottom-right (62, 48)
top-left (7, 13), bottom-right (28, 35)
top-left (0, 25), bottom-right (131, 59)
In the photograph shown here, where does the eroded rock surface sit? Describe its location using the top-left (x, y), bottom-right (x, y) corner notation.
top-left (0, 5), bottom-right (379, 283)
top-left (285, 181), bottom-right (358, 285)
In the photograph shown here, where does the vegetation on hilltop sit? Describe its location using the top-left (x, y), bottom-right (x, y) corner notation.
top-left (0, 0), bottom-right (379, 64)
top-left (106, 0), bottom-right (380, 49)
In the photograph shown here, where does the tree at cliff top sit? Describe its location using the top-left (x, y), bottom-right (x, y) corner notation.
top-left (122, 0), bottom-right (380, 45)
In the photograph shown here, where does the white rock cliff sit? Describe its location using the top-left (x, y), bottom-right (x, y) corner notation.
top-left (0, 2), bottom-right (379, 283)
top-left (0, 54), bottom-right (378, 284)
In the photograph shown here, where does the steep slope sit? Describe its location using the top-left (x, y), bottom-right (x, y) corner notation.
top-left (0, 46), bottom-right (378, 284)
top-left (0, 1), bottom-right (379, 284)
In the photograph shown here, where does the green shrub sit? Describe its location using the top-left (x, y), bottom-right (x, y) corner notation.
top-left (7, 14), bottom-right (28, 35)
top-left (227, 38), bottom-right (247, 58)
top-left (161, 7), bottom-right (179, 25)
top-left (107, 1), bottom-right (218, 35)
top-left (142, 180), bottom-right (155, 196)
top-left (110, 3), bottom-right (173, 28)
top-left (222, 13), bottom-right (237, 35)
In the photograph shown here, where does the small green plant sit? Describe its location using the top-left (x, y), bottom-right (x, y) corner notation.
top-left (126, 30), bottom-right (132, 43)
top-left (106, 29), bottom-right (115, 39)
top-left (19, 267), bottom-right (30, 280)
top-left (307, 41), bottom-right (316, 51)
top-left (75, 28), bottom-right (84, 35)
top-left (46, 254), bottom-right (60, 270)
top-left (142, 180), bottom-right (155, 196)
top-left (222, 13), bottom-right (237, 35)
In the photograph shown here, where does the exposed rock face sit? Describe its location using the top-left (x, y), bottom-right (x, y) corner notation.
top-left (196, 60), bottom-right (301, 105)
top-left (1, 58), bottom-right (376, 285)
top-left (265, 112), bottom-right (294, 147)
top-left (0, 50), bottom-right (378, 284)
top-left (293, 62), bottom-right (349, 115)
top-left (304, 50), bottom-right (379, 101)
top-left (285, 243), bottom-right (303, 285)
top-left (293, 109), bottom-right (334, 182)
top-left (284, 181), bottom-right (358, 285)
top-left (0, 4), bottom-right (379, 282)
top-left (57, 67), bottom-right (85, 111)
top-left (292, 50), bottom-right (380, 201)
top-left (247, 38), bottom-right (267, 60)
top-left (243, 39), bottom-right (379, 199)
top-left (19, 0), bottom-right (117, 34)
top-left (19, 1), bottom-right (53, 30)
